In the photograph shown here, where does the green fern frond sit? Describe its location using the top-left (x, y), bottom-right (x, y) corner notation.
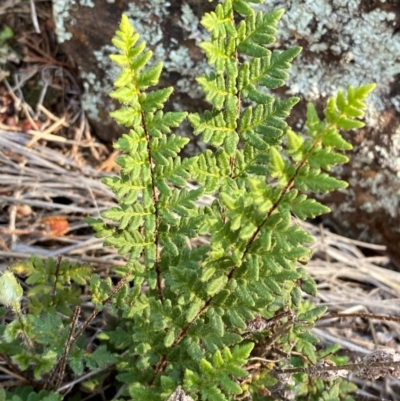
top-left (325, 84), bottom-right (375, 129)
top-left (85, 3), bottom-right (374, 401)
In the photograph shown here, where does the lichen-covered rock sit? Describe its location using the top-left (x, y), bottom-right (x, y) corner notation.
top-left (52, 0), bottom-right (213, 145)
top-left (268, 0), bottom-right (400, 261)
top-left (53, 0), bottom-right (400, 260)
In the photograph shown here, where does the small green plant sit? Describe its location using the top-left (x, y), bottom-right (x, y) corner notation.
top-left (0, 0), bottom-right (383, 400)
top-left (0, 25), bottom-right (13, 65)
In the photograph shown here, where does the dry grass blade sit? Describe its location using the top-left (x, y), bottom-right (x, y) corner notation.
top-left (0, 130), bottom-right (120, 270)
top-left (0, 0), bottom-right (21, 15)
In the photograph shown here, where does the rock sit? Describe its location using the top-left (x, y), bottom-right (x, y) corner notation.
top-left (52, 0), bottom-right (400, 260)
top-left (270, 0), bottom-right (400, 262)
top-left (52, 0), bottom-right (213, 145)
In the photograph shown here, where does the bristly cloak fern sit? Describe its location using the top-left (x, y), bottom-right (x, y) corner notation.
top-left (87, 0), bottom-right (374, 399)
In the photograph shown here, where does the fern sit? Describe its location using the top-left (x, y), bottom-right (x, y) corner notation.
top-left (0, 1), bottom-right (376, 400)
top-left (89, 3), bottom-right (373, 399)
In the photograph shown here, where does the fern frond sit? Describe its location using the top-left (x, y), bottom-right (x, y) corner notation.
top-left (325, 84), bottom-right (375, 129)
top-left (85, 4), bottom-right (375, 401)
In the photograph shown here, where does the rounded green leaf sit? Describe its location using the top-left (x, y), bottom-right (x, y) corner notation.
top-left (164, 328), bottom-right (177, 348)
top-left (0, 271), bottom-right (23, 310)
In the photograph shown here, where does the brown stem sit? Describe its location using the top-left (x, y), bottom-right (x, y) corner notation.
top-left (263, 320), bottom-right (295, 352)
top-left (141, 109), bottom-right (163, 303)
top-left (45, 270), bottom-right (130, 391)
top-left (48, 306), bottom-right (81, 391)
top-left (70, 270), bottom-right (130, 343)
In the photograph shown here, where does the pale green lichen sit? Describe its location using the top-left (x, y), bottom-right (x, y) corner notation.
top-left (80, 45), bottom-right (119, 121)
top-left (52, 0), bottom-right (96, 43)
top-left (52, 0), bottom-right (73, 42)
top-left (267, 0), bottom-right (400, 111)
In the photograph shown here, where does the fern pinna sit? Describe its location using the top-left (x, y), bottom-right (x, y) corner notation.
top-left (88, 0), bottom-right (374, 399)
